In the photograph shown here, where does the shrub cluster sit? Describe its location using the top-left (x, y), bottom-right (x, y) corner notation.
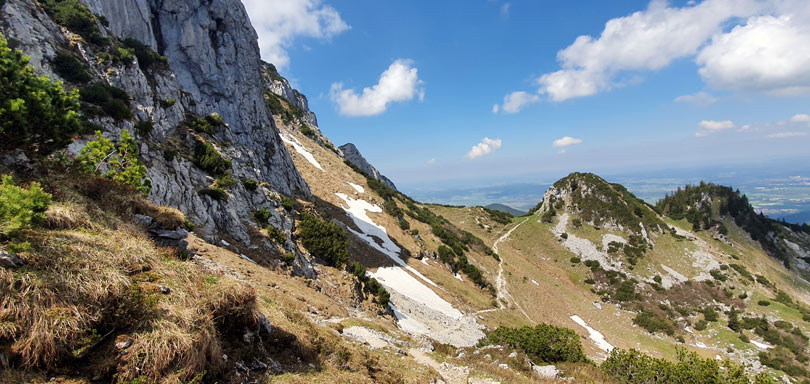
top-left (76, 130), bottom-right (151, 195)
top-left (481, 324), bottom-right (586, 364)
top-left (79, 82), bottom-right (132, 120)
top-left (193, 140), bottom-right (231, 175)
top-left (0, 175), bottom-right (52, 240)
top-left (633, 310), bottom-right (675, 336)
top-left (185, 113), bottom-right (225, 135)
top-left (601, 348), bottom-right (769, 384)
top-left (0, 36), bottom-right (82, 154)
top-left (297, 212), bottom-right (349, 267)
top-left (40, 0), bottom-right (108, 45)
top-left (122, 38), bottom-right (168, 71)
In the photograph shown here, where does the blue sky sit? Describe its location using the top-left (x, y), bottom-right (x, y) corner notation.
top-left (242, 0), bottom-right (810, 192)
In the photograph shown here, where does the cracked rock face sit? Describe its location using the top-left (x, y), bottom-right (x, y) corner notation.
top-left (1, 0), bottom-right (314, 273)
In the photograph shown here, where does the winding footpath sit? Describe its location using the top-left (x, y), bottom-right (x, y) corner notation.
top-left (476, 218), bottom-right (533, 323)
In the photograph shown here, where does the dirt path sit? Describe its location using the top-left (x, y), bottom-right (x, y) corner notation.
top-left (476, 218), bottom-right (533, 322)
top-left (409, 348), bottom-right (469, 384)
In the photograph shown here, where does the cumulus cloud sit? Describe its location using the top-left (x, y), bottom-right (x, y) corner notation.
top-left (499, 0), bottom-right (810, 106)
top-left (534, 0), bottom-right (762, 101)
top-left (696, 120), bottom-right (735, 137)
top-left (330, 59), bottom-right (424, 117)
top-left (467, 138), bottom-right (502, 159)
top-left (552, 136), bottom-right (583, 147)
top-left (242, 0), bottom-right (349, 70)
top-left (791, 114), bottom-right (810, 124)
top-left (696, 14), bottom-right (810, 95)
top-left (494, 91), bottom-right (540, 114)
top-left (674, 92), bottom-right (718, 107)
top-left (768, 132), bottom-right (809, 139)
top-left (427, 158), bottom-right (437, 165)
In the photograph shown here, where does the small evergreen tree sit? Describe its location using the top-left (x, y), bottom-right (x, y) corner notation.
top-left (0, 175), bottom-right (52, 240)
top-left (77, 130), bottom-right (151, 195)
top-left (0, 35), bottom-right (82, 154)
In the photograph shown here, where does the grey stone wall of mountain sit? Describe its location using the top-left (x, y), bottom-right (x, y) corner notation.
top-left (0, 0), bottom-right (316, 277)
top-left (339, 143), bottom-right (397, 190)
top-left (262, 62), bottom-right (319, 128)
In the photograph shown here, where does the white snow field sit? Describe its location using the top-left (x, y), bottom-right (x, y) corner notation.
top-left (570, 315), bottom-right (614, 353)
top-left (280, 133), bottom-right (324, 171)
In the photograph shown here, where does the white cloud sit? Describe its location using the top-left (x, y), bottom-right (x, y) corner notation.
top-left (242, 0), bottom-right (349, 70)
top-left (674, 92), bottom-right (718, 107)
top-left (495, 91), bottom-right (540, 114)
top-left (552, 136), bottom-right (583, 147)
top-left (330, 59), bottom-right (424, 117)
top-left (697, 13), bottom-right (810, 95)
top-left (696, 120), bottom-right (735, 137)
top-left (427, 158), bottom-right (437, 165)
top-left (768, 132), bottom-right (809, 139)
top-left (533, 0), bottom-right (762, 101)
top-left (467, 138), bottom-right (502, 159)
top-left (791, 114), bottom-right (810, 124)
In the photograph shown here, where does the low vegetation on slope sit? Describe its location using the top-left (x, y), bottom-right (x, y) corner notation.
top-left (0, 169), bottom-right (270, 383)
top-left (656, 182), bottom-right (810, 267)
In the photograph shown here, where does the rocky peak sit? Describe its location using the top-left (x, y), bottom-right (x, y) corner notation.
top-left (339, 143), bottom-right (397, 191)
top-left (536, 172), bottom-right (664, 234)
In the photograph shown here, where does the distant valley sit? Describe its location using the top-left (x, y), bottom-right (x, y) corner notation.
top-left (403, 161), bottom-right (810, 224)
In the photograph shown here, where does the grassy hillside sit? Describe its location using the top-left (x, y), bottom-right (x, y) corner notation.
top-left (428, 173), bottom-right (810, 382)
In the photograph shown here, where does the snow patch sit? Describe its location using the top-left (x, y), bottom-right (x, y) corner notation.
top-left (280, 133), bottom-right (323, 171)
top-left (454, 273), bottom-right (464, 282)
top-left (334, 192), bottom-right (437, 287)
top-left (347, 182), bottom-right (365, 194)
top-left (751, 340), bottom-right (773, 350)
top-left (570, 315), bottom-right (614, 353)
top-left (371, 267), bottom-right (462, 319)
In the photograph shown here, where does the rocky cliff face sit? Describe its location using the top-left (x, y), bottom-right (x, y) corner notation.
top-left (0, 0), bottom-right (314, 275)
top-left (339, 143), bottom-right (397, 190)
top-left (262, 62), bottom-right (318, 128)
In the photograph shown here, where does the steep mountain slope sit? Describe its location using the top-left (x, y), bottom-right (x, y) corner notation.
top-left (431, 173), bottom-right (810, 381)
top-left (0, 0), bottom-right (314, 275)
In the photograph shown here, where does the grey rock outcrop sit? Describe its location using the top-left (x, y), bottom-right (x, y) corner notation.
top-left (262, 62), bottom-right (318, 128)
top-left (0, 0), bottom-right (314, 274)
top-left (339, 143), bottom-right (397, 190)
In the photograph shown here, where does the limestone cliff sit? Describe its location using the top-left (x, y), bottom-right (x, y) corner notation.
top-left (0, 0), bottom-right (314, 275)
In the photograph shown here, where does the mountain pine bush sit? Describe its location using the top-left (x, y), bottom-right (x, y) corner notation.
top-left (76, 130), bottom-right (151, 195)
top-left (0, 175), bottom-right (52, 240)
top-left (482, 324), bottom-right (586, 364)
top-left (0, 35), bottom-right (82, 154)
top-left (298, 212), bottom-right (348, 267)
